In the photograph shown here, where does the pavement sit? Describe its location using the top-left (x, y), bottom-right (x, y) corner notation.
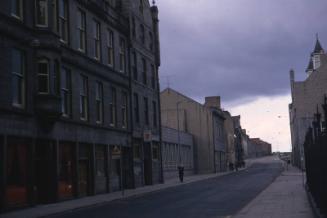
top-left (233, 163), bottom-right (314, 218)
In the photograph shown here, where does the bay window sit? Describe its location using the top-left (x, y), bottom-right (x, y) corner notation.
top-left (37, 59), bottom-right (50, 94)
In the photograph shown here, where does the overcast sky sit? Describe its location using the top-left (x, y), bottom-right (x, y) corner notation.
top-left (156, 0), bottom-right (327, 151)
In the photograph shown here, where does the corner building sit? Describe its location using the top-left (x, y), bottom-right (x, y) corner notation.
top-left (0, 0), bottom-right (162, 212)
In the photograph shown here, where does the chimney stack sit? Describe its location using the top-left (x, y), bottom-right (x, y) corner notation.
top-left (205, 96), bottom-right (221, 109)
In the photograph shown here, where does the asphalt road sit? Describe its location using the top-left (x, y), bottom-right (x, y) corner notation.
top-left (50, 160), bottom-right (283, 218)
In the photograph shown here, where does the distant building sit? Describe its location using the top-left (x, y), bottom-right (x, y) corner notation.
top-left (289, 38), bottom-right (327, 169)
top-left (249, 138), bottom-right (272, 157)
top-left (161, 127), bottom-right (194, 180)
top-left (160, 88), bottom-right (227, 174)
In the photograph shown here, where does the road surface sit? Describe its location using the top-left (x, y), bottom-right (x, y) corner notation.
top-left (50, 158), bottom-right (283, 218)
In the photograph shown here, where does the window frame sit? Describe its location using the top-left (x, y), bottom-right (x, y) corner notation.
top-left (11, 0), bottom-right (24, 20)
top-left (93, 19), bottom-right (101, 60)
top-left (95, 82), bottom-right (104, 124)
top-left (58, 0), bottom-right (68, 43)
top-left (77, 9), bottom-right (86, 53)
top-left (54, 60), bottom-right (60, 95)
top-left (119, 38), bottom-right (126, 73)
top-left (11, 49), bottom-right (25, 108)
top-left (107, 29), bottom-right (114, 67)
top-left (79, 74), bottom-right (89, 121)
top-left (121, 92), bottom-right (128, 129)
top-left (61, 67), bottom-right (72, 117)
top-left (109, 87), bottom-right (117, 127)
top-left (37, 59), bottom-right (50, 94)
top-left (35, 0), bottom-right (48, 27)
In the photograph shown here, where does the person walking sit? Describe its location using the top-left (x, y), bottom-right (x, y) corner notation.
top-left (178, 165), bottom-right (184, 182)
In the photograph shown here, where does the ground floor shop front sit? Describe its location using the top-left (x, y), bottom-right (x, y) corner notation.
top-left (0, 135), bottom-right (137, 212)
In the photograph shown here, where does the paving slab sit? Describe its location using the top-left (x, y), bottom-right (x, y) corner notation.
top-left (233, 164), bottom-right (314, 218)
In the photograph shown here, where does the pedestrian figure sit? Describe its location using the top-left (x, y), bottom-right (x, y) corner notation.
top-left (229, 162), bottom-right (234, 171)
top-left (178, 165), bottom-right (184, 183)
top-left (286, 159), bottom-right (290, 171)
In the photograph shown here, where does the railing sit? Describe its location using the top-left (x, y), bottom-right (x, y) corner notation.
top-left (303, 96), bottom-right (327, 215)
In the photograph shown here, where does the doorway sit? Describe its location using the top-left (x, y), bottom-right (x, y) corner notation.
top-left (5, 142), bottom-right (29, 208)
top-left (35, 141), bottom-right (55, 204)
top-left (143, 143), bottom-right (152, 185)
top-left (78, 144), bottom-right (91, 197)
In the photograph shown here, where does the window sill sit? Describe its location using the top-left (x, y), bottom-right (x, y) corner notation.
top-left (11, 14), bottom-right (23, 21)
top-left (12, 103), bottom-right (25, 110)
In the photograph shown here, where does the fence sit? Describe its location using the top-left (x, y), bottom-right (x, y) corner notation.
top-left (303, 98), bottom-right (327, 215)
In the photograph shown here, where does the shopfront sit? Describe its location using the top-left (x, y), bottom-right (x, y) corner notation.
top-left (0, 137), bottom-right (134, 213)
top-left (58, 142), bottom-right (75, 200)
top-left (110, 146), bottom-right (122, 192)
top-left (4, 138), bottom-right (31, 209)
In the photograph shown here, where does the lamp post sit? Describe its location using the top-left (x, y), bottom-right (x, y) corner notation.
top-left (176, 100), bottom-right (191, 182)
top-left (176, 101), bottom-right (183, 166)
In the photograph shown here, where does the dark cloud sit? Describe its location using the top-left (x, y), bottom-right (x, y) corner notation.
top-left (156, 0), bottom-right (327, 104)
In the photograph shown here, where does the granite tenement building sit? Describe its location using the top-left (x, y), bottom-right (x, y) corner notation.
top-left (0, 0), bottom-right (161, 212)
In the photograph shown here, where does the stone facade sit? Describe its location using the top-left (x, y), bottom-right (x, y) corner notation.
top-left (160, 88), bottom-right (228, 174)
top-left (0, 0), bottom-right (162, 212)
top-left (289, 38), bottom-right (327, 169)
top-left (161, 127), bottom-right (194, 180)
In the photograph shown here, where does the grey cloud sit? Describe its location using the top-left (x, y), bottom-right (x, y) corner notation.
top-left (156, 0), bottom-right (327, 104)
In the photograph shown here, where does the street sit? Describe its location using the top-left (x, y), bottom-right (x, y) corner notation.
top-left (50, 159), bottom-right (283, 218)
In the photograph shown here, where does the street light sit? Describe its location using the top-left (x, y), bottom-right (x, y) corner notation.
top-left (176, 99), bottom-right (191, 182)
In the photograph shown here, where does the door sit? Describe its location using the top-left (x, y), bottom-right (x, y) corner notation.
top-left (110, 156), bottom-right (121, 192)
top-left (78, 144), bottom-right (90, 197)
top-left (78, 160), bottom-right (89, 196)
top-left (35, 142), bottom-right (54, 204)
top-left (5, 142), bottom-right (28, 208)
top-left (143, 143), bottom-right (152, 185)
